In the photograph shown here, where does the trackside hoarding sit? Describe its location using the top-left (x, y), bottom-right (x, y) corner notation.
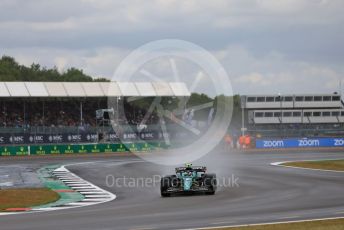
top-left (0, 132), bottom-right (160, 145)
top-left (256, 138), bottom-right (344, 149)
top-left (0, 142), bottom-right (166, 156)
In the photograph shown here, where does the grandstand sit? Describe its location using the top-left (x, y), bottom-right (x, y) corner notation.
top-left (241, 94), bottom-right (344, 138)
top-left (0, 81), bottom-right (190, 145)
top-left (243, 94), bottom-right (341, 109)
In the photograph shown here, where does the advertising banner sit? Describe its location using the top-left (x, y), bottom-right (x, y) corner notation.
top-left (26, 142), bottom-right (165, 155)
top-left (0, 131), bottom-right (161, 145)
top-left (256, 137), bottom-right (344, 149)
top-left (0, 134), bottom-right (9, 145)
top-left (0, 146), bottom-right (29, 156)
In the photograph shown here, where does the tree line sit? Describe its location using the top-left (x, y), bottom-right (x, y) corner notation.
top-left (0, 55), bottom-right (108, 82)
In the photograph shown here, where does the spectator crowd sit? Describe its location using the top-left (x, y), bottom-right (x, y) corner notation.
top-left (0, 99), bottom-right (161, 129)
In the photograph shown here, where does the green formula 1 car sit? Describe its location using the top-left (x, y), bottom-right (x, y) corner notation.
top-left (160, 164), bottom-right (217, 197)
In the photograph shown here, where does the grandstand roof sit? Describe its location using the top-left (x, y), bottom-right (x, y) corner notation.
top-left (0, 82), bottom-right (190, 97)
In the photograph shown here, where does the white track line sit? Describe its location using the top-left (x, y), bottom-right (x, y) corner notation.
top-left (84, 195), bottom-right (112, 198)
top-left (79, 191), bottom-right (108, 194)
top-left (271, 159), bottom-right (344, 173)
top-left (64, 183), bottom-right (90, 185)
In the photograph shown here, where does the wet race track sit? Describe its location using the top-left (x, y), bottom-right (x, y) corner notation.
top-left (1, 149), bottom-right (344, 230)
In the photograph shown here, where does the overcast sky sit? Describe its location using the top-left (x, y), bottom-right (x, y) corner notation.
top-left (1, 0), bottom-right (344, 95)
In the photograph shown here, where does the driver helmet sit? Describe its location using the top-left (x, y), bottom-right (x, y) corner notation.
top-left (185, 163), bottom-right (193, 170)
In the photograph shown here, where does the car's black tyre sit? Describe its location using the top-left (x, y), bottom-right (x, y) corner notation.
top-left (160, 176), bottom-right (172, 197)
top-left (204, 173), bottom-right (217, 195)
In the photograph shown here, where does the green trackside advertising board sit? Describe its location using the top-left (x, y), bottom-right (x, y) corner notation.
top-left (0, 142), bottom-right (166, 156)
top-left (29, 144), bottom-right (126, 155)
top-left (0, 146), bottom-right (29, 156)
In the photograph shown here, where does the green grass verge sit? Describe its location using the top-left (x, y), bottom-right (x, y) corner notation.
top-left (0, 188), bottom-right (59, 211)
top-left (210, 218), bottom-right (344, 230)
top-left (283, 159), bottom-right (344, 171)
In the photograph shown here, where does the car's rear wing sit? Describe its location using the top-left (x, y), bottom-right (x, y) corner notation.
top-left (175, 166), bottom-right (207, 173)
